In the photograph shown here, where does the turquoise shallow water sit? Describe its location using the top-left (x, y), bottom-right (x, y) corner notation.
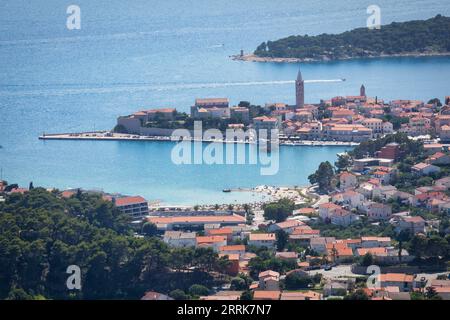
top-left (1, 0), bottom-right (450, 204)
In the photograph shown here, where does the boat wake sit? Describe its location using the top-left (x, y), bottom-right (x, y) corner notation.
top-left (0, 79), bottom-right (344, 97)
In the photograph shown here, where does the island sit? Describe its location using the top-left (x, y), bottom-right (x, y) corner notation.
top-left (233, 15), bottom-right (450, 63)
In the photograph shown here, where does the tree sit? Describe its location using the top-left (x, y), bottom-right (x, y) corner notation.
top-left (142, 222), bottom-right (158, 237)
top-left (396, 229), bottom-right (411, 262)
top-left (360, 253), bottom-right (374, 267)
top-left (28, 182), bottom-right (34, 190)
top-left (230, 277), bottom-right (247, 290)
top-left (169, 289), bottom-right (188, 300)
top-left (240, 290), bottom-right (253, 300)
top-left (425, 286), bottom-right (442, 300)
top-left (263, 199), bottom-right (294, 223)
top-left (408, 234), bottom-right (428, 259)
top-left (344, 289), bottom-right (369, 300)
top-left (188, 284), bottom-right (209, 297)
top-left (308, 161), bottom-right (335, 192)
top-left (335, 154), bottom-right (351, 172)
top-left (275, 230), bottom-right (288, 251)
top-left (284, 273), bottom-right (312, 290)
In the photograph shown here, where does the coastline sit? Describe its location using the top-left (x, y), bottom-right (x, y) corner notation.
top-left (38, 131), bottom-right (359, 147)
top-left (231, 52), bottom-right (450, 64)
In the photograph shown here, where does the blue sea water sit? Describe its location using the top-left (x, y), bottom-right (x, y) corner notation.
top-left (1, 0), bottom-right (450, 204)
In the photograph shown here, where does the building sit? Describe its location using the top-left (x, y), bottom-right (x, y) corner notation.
top-left (330, 210), bottom-right (359, 227)
top-left (295, 69), bottom-right (305, 108)
top-left (191, 98), bottom-right (230, 118)
top-left (253, 290), bottom-right (281, 300)
top-left (366, 203), bottom-right (392, 220)
top-left (375, 143), bottom-right (401, 161)
top-left (148, 214), bottom-right (246, 231)
top-left (219, 245), bottom-right (246, 257)
top-left (196, 236), bottom-right (227, 251)
top-left (141, 291), bottom-right (174, 300)
top-left (114, 196), bottom-right (149, 219)
top-left (411, 162), bottom-right (441, 176)
top-left (268, 220), bottom-right (304, 234)
top-left (395, 216), bottom-right (426, 235)
top-left (339, 172), bottom-right (358, 190)
top-left (318, 203), bottom-right (342, 220)
top-left (379, 273), bottom-right (415, 292)
top-left (230, 106), bottom-right (250, 123)
top-left (258, 270), bottom-right (280, 290)
top-left (248, 233), bottom-right (277, 249)
top-left (163, 231), bottom-right (196, 247)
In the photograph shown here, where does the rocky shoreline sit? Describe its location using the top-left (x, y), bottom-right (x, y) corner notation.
top-left (231, 52), bottom-right (450, 63)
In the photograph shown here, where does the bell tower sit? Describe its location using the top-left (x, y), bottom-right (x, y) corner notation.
top-left (295, 68), bottom-right (304, 108)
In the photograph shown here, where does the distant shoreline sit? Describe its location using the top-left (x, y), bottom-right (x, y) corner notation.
top-left (231, 52), bottom-right (450, 64)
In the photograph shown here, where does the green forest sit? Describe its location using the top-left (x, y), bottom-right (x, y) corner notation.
top-left (0, 188), bottom-right (231, 300)
top-left (254, 15), bottom-right (450, 60)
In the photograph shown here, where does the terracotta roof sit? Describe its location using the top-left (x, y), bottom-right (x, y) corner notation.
top-left (115, 196), bottom-right (147, 206)
top-left (379, 273), bottom-right (414, 283)
top-left (196, 236), bottom-right (227, 244)
top-left (249, 233), bottom-right (276, 241)
top-left (253, 290), bottom-right (280, 300)
top-left (219, 245), bottom-right (245, 252)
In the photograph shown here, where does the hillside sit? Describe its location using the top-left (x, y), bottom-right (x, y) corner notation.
top-left (251, 15), bottom-right (450, 62)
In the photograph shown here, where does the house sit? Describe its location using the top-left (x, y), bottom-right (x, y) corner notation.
top-left (163, 231), bottom-right (196, 248)
top-left (430, 280), bottom-right (450, 300)
top-left (196, 236), bottom-right (227, 251)
top-left (339, 172), bottom-right (358, 190)
top-left (310, 237), bottom-right (336, 254)
top-left (219, 245), bottom-right (246, 257)
top-left (258, 270), bottom-right (280, 290)
top-left (379, 273), bottom-right (415, 292)
top-left (330, 209), bottom-right (359, 227)
top-left (206, 227), bottom-right (233, 241)
top-left (318, 203), bottom-right (342, 220)
top-left (199, 291), bottom-right (242, 301)
top-left (361, 237), bottom-right (391, 248)
top-left (248, 233), bottom-right (276, 249)
top-left (275, 251), bottom-right (298, 261)
top-left (326, 244), bottom-right (354, 263)
top-left (141, 291), bottom-right (174, 300)
top-left (268, 220), bottom-right (304, 234)
top-left (253, 290), bottom-right (281, 300)
top-left (426, 152), bottom-right (450, 165)
top-left (395, 216), bottom-right (426, 235)
top-left (411, 162), bottom-right (441, 176)
top-left (372, 185), bottom-right (398, 201)
top-left (114, 196), bottom-right (149, 219)
top-left (323, 279), bottom-right (354, 297)
top-left (366, 202), bottom-right (392, 220)
top-left (332, 190), bottom-right (364, 209)
top-left (435, 176), bottom-right (450, 188)
top-left (280, 291), bottom-right (322, 300)
top-left (148, 214), bottom-right (246, 231)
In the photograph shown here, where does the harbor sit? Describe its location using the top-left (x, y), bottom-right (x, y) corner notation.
top-left (38, 131), bottom-right (359, 147)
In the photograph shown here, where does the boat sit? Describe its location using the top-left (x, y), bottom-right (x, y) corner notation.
top-left (222, 189), bottom-right (231, 193)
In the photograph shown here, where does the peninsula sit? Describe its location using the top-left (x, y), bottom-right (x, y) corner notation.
top-left (233, 15), bottom-right (450, 63)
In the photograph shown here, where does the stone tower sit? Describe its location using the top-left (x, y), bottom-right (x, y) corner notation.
top-left (295, 69), bottom-right (305, 108)
top-left (360, 84), bottom-right (366, 97)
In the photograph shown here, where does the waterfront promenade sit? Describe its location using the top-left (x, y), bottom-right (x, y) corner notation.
top-left (38, 131), bottom-right (359, 147)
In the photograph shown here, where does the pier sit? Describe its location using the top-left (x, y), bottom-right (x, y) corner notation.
top-left (38, 131), bottom-right (359, 146)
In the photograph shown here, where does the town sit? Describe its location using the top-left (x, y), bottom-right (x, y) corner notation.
top-left (4, 72), bottom-right (450, 299)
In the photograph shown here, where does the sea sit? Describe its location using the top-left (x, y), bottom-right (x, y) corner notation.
top-left (1, 0), bottom-right (450, 205)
